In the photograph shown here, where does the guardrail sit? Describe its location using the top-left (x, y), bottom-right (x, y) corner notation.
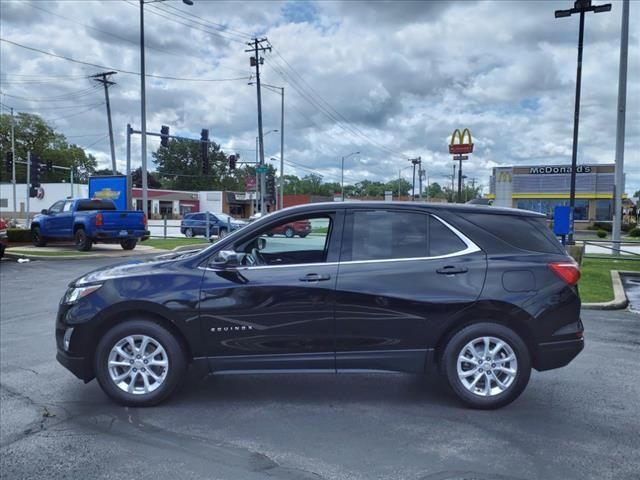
top-left (579, 239), bottom-right (640, 260)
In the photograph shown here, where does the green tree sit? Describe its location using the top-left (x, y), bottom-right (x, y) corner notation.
top-left (153, 138), bottom-right (232, 191)
top-left (0, 112), bottom-right (96, 182)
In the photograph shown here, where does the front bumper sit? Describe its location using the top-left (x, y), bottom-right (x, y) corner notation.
top-left (534, 338), bottom-right (584, 371)
top-left (56, 349), bottom-right (93, 382)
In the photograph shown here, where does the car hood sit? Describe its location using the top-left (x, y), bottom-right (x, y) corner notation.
top-left (71, 249), bottom-right (203, 286)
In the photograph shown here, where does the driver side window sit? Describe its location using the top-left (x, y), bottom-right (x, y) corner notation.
top-left (236, 215), bottom-right (332, 266)
top-left (49, 201), bottom-right (65, 214)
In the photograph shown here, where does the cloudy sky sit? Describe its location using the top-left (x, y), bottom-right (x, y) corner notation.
top-left (1, 0), bottom-right (638, 194)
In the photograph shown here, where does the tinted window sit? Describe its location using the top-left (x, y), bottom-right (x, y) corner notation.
top-left (77, 199), bottom-right (116, 211)
top-left (464, 213), bottom-right (564, 254)
top-left (429, 216), bottom-right (466, 256)
top-left (347, 210), bottom-right (428, 261)
top-left (49, 201), bottom-right (65, 214)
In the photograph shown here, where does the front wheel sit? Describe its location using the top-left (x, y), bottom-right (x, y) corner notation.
top-left (284, 227), bottom-right (294, 238)
top-left (442, 323), bottom-right (531, 409)
top-left (184, 228), bottom-right (194, 238)
top-left (94, 319), bottom-right (187, 407)
top-left (120, 239), bottom-right (137, 250)
top-left (74, 228), bottom-right (92, 251)
top-left (218, 228), bottom-right (227, 239)
top-left (32, 226), bottom-right (47, 247)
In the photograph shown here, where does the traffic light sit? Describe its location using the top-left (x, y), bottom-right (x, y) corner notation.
top-left (30, 155), bottom-right (41, 188)
top-left (46, 159), bottom-right (53, 172)
top-left (229, 154), bottom-right (237, 171)
top-left (4, 151), bottom-right (12, 174)
top-left (201, 129), bottom-right (209, 174)
top-left (160, 125), bottom-right (169, 147)
top-left (266, 174), bottom-right (276, 199)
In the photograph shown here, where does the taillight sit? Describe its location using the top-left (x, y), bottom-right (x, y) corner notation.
top-left (95, 212), bottom-right (103, 227)
top-left (549, 262), bottom-right (580, 286)
top-left (142, 213), bottom-right (147, 226)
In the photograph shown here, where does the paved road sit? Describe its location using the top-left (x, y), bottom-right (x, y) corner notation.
top-left (1, 257), bottom-right (639, 480)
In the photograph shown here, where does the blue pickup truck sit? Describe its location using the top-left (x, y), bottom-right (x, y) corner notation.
top-left (31, 198), bottom-right (149, 251)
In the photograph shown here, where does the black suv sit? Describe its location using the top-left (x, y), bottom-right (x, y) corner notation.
top-left (56, 202), bottom-right (583, 409)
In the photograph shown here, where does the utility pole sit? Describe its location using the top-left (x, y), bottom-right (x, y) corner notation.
top-left (612, 0), bottom-right (630, 255)
top-left (139, 0), bottom-right (148, 217)
top-left (10, 107), bottom-right (16, 219)
top-left (26, 151), bottom-right (30, 224)
top-left (246, 38), bottom-right (271, 214)
top-left (451, 164), bottom-right (456, 203)
top-left (92, 71), bottom-right (117, 174)
top-left (417, 157), bottom-right (423, 200)
top-left (279, 87), bottom-right (284, 210)
top-left (409, 158), bottom-right (421, 201)
top-left (126, 124), bottom-right (132, 209)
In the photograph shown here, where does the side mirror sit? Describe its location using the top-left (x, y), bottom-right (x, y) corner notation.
top-left (210, 250), bottom-right (240, 269)
top-left (41, 209), bottom-right (48, 215)
top-left (257, 237), bottom-right (266, 250)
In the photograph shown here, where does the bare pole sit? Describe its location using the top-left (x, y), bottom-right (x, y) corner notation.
top-left (279, 86), bottom-right (284, 210)
top-left (612, 0), bottom-right (630, 255)
top-left (10, 107), bottom-right (16, 218)
top-left (126, 124), bottom-right (132, 209)
top-left (92, 71), bottom-right (117, 174)
top-left (139, 0), bottom-right (148, 217)
top-left (26, 151), bottom-right (30, 224)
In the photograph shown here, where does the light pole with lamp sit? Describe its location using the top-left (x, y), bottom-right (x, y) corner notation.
top-left (554, 0), bottom-right (611, 244)
top-left (250, 82), bottom-right (285, 210)
top-left (398, 165), bottom-right (412, 200)
top-left (138, 0), bottom-right (193, 217)
top-left (341, 151), bottom-right (360, 201)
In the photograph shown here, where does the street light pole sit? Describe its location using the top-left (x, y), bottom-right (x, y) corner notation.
top-left (139, 0), bottom-right (193, 217)
top-left (555, 0), bottom-right (611, 244)
top-left (340, 151), bottom-right (360, 201)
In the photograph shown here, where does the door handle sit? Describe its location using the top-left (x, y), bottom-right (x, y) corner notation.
top-left (299, 273), bottom-right (331, 282)
top-left (436, 266), bottom-right (468, 275)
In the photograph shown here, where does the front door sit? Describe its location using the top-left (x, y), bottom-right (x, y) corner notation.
top-left (334, 209), bottom-right (486, 373)
top-left (199, 211), bottom-right (342, 372)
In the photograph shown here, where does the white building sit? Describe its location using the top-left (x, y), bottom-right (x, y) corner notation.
top-left (0, 182), bottom-right (87, 218)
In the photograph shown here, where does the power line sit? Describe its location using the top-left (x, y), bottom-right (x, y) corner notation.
top-left (47, 103), bottom-right (105, 122)
top-left (0, 86), bottom-right (100, 102)
top-left (158, 2), bottom-right (253, 41)
top-left (0, 38), bottom-right (250, 83)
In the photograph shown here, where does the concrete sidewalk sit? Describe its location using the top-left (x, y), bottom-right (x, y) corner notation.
top-left (4, 243), bottom-right (164, 260)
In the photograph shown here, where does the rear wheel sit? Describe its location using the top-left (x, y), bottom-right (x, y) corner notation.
top-left (32, 226), bottom-right (47, 247)
top-left (442, 322), bottom-right (531, 409)
top-left (74, 228), bottom-right (92, 251)
top-left (284, 227), bottom-right (294, 238)
top-left (218, 228), bottom-right (228, 239)
top-left (94, 319), bottom-right (186, 407)
top-left (184, 228), bottom-right (194, 238)
top-left (299, 233), bottom-right (308, 238)
top-left (120, 239), bottom-right (137, 250)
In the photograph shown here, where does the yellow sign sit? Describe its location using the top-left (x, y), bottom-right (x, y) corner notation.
top-left (449, 128), bottom-right (474, 154)
top-left (496, 171), bottom-right (512, 183)
top-left (94, 188), bottom-right (121, 200)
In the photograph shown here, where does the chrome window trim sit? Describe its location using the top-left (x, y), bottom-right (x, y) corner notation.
top-left (200, 213), bottom-right (481, 272)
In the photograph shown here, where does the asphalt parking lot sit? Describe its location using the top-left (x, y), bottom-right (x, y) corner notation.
top-left (1, 256), bottom-right (639, 480)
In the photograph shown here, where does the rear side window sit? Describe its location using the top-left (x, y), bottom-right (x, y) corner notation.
top-left (77, 199), bottom-right (116, 211)
top-left (345, 210), bottom-right (428, 261)
top-left (429, 216), bottom-right (466, 256)
top-left (464, 213), bottom-right (564, 254)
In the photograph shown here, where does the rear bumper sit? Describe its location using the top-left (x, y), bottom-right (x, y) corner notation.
top-left (94, 229), bottom-right (149, 240)
top-left (534, 338), bottom-right (584, 371)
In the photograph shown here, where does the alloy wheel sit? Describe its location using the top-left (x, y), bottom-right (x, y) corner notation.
top-left (107, 335), bottom-right (169, 395)
top-left (456, 336), bottom-right (517, 397)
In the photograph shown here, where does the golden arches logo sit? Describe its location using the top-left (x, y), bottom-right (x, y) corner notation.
top-left (449, 128), bottom-right (474, 154)
top-left (496, 171), bottom-right (512, 183)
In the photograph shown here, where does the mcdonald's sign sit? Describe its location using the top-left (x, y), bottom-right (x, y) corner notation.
top-left (496, 171), bottom-right (512, 183)
top-left (449, 128), bottom-right (474, 155)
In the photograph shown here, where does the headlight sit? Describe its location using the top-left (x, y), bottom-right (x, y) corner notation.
top-left (65, 284), bottom-right (103, 304)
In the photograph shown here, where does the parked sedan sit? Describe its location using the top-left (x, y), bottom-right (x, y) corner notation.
top-left (57, 202), bottom-right (583, 409)
top-left (180, 212), bottom-right (246, 238)
top-left (267, 219), bottom-right (311, 238)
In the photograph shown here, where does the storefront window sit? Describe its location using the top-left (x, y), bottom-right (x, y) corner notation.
top-left (516, 199), bottom-right (589, 220)
top-left (595, 200), bottom-right (612, 221)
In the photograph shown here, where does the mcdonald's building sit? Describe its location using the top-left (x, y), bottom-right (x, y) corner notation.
top-left (488, 164), bottom-right (617, 225)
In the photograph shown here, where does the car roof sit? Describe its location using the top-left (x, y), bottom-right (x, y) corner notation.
top-left (274, 201), bottom-right (544, 218)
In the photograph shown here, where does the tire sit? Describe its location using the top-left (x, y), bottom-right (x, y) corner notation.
top-left (74, 228), bottom-right (92, 251)
top-left (299, 233), bottom-right (308, 238)
top-left (120, 239), bottom-right (137, 250)
top-left (284, 227), bottom-right (294, 238)
top-left (184, 228), bottom-right (194, 238)
top-left (218, 228), bottom-right (227, 238)
top-left (266, 233), bottom-right (274, 237)
top-left (32, 226), bottom-right (47, 247)
top-left (442, 322), bottom-right (531, 409)
top-left (94, 319), bottom-right (187, 407)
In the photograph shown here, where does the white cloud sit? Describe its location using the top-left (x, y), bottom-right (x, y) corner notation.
top-left (0, 0), bottom-right (638, 194)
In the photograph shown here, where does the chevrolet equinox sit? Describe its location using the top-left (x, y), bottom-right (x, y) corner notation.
top-left (56, 202), bottom-right (584, 409)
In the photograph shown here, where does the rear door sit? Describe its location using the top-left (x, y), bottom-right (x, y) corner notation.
top-left (334, 208), bottom-right (487, 373)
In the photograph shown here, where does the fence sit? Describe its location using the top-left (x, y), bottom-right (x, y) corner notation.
top-left (148, 215), bottom-right (233, 241)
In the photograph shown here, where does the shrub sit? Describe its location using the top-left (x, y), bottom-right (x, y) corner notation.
top-left (6, 228), bottom-right (32, 243)
top-left (592, 222), bottom-right (612, 232)
top-left (596, 229), bottom-right (607, 239)
top-left (629, 228), bottom-right (640, 238)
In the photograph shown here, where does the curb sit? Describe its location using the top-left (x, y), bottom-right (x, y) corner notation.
top-left (2, 243), bottom-right (206, 261)
top-left (582, 270), bottom-right (637, 310)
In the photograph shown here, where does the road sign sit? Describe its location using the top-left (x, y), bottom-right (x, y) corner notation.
top-left (453, 155), bottom-right (469, 161)
top-left (256, 166), bottom-right (268, 174)
top-left (245, 177), bottom-right (256, 191)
